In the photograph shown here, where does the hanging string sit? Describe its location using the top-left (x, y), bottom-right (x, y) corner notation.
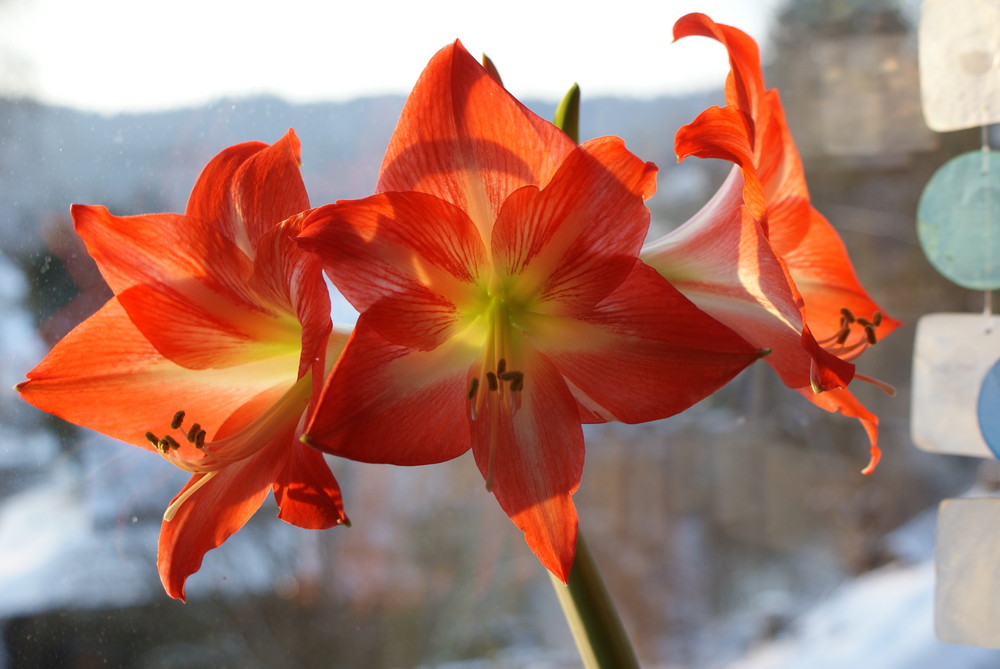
top-left (982, 109), bottom-right (994, 330)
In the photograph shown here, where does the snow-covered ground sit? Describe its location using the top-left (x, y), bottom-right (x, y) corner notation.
top-left (723, 508), bottom-right (1000, 669)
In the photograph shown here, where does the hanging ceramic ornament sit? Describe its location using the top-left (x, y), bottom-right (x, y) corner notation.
top-left (912, 313), bottom-right (1000, 458)
top-left (919, 0), bottom-right (1000, 132)
top-left (917, 150), bottom-right (1000, 291)
top-left (978, 358), bottom-right (1000, 457)
top-left (936, 498), bottom-right (1000, 648)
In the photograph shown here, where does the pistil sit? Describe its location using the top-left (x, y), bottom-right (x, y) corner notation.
top-left (146, 374), bottom-right (313, 519)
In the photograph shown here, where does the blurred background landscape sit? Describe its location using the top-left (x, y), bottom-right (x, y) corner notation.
top-left (2, 0), bottom-right (998, 667)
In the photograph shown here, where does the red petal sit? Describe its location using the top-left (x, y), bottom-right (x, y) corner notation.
top-left (230, 130), bottom-right (310, 251)
top-left (800, 386), bottom-right (881, 474)
top-left (470, 348), bottom-right (582, 582)
top-left (72, 205), bottom-right (254, 300)
top-left (16, 299), bottom-right (289, 447)
top-left (185, 141), bottom-right (267, 255)
top-left (273, 444), bottom-right (348, 529)
top-left (116, 281), bottom-right (297, 370)
top-left (673, 13), bottom-right (767, 131)
top-left (157, 445), bottom-right (282, 601)
top-left (184, 130), bottom-right (309, 255)
top-left (526, 262), bottom-right (760, 424)
top-left (299, 192), bottom-right (487, 351)
top-left (377, 41), bottom-right (576, 238)
top-left (674, 106), bottom-right (766, 221)
top-left (492, 137), bottom-right (658, 315)
top-left (252, 212), bottom-right (334, 378)
top-left (303, 318), bottom-right (472, 465)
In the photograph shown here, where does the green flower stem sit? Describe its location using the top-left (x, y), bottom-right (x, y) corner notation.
top-left (548, 533), bottom-right (640, 669)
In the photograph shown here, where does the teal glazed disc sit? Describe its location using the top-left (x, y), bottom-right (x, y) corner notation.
top-left (979, 357), bottom-right (1000, 459)
top-left (918, 150), bottom-right (1000, 290)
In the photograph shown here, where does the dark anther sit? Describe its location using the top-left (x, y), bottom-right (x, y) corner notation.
top-left (864, 325), bottom-right (878, 345)
top-left (163, 435), bottom-right (181, 450)
top-left (856, 317), bottom-right (872, 328)
top-left (486, 372), bottom-right (499, 392)
top-left (872, 311), bottom-right (883, 327)
top-left (497, 358), bottom-right (507, 376)
top-left (171, 410), bottom-right (185, 429)
top-left (186, 423), bottom-right (202, 443)
top-left (467, 377), bottom-right (480, 400)
top-left (510, 376), bottom-right (524, 393)
top-left (195, 430), bottom-right (206, 448)
top-left (840, 308), bottom-right (855, 323)
top-left (836, 328), bottom-right (850, 345)
top-left (499, 369), bottom-right (523, 383)
top-left (145, 432), bottom-right (160, 446)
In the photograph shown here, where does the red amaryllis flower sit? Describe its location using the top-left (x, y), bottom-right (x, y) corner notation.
top-left (641, 13), bottom-right (900, 473)
top-left (297, 41), bottom-right (762, 581)
top-left (17, 130), bottom-right (349, 600)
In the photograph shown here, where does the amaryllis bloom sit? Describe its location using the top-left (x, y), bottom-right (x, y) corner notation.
top-left (17, 131), bottom-right (349, 600)
top-left (641, 13), bottom-right (900, 473)
top-left (296, 41), bottom-right (762, 580)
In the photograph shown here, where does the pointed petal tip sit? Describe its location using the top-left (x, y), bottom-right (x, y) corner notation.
top-left (861, 447), bottom-right (881, 475)
top-left (281, 128), bottom-right (303, 166)
top-left (158, 564), bottom-right (189, 602)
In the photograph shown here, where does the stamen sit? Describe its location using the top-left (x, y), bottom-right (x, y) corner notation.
top-left (467, 377), bottom-right (480, 400)
top-left (500, 370), bottom-right (524, 392)
top-left (170, 410), bottom-right (185, 430)
top-left (144, 432), bottom-right (160, 447)
top-left (822, 308), bottom-right (884, 352)
top-left (195, 429), bottom-right (207, 448)
top-left (497, 358), bottom-right (507, 377)
top-left (161, 435), bottom-right (180, 451)
top-left (186, 423), bottom-right (202, 443)
top-left (486, 372), bottom-right (499, 392)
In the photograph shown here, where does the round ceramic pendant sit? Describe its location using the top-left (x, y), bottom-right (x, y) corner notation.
top-left (978, 356), bottom-right (1000, 458)
top-left (917, 150), bottom-right (1000, 290)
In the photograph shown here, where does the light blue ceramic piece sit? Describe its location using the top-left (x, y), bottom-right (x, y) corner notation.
top-left (978, 357), bottom-right (1000, 459)
top-left (918, 150), bottom-right (1000, 290)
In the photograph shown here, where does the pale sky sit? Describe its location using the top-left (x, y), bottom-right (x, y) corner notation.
top-left (0, 0), bottom-right (782, 114)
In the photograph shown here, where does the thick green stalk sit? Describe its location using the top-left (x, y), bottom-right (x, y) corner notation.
top-left (548, 533), bottom-right (640, 669)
